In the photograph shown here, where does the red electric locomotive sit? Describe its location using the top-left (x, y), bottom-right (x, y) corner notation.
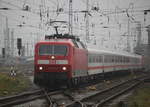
top-left (34, 34), bottom-right (88, 87)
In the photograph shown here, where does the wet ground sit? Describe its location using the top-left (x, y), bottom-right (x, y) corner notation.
top-left (13, 99), bottom-right (46, 107)
top-left (2, 71), bottom-right (148, 107)
top-left (102, 82), bottom-right (150, 107)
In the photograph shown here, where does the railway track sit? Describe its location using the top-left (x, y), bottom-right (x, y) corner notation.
top-left (43, 89), bottom-right (77, 107)
top-left (0, 89), bottom-right (62, 107)
top-left (0, 88), bottom-right (77, 107)
top-left (0, 74), bottom-right (149, 107)
top-left (66, 76), bottom-right (150, 107)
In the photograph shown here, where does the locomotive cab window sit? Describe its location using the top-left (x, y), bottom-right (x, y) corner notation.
top-left (39, 44), bottom-right (68, 56)
top-left (76, 41), bottom-right (84, 49)
top-left (72, 40), bottom-right (79, 48)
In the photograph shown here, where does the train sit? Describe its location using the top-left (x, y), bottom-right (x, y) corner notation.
top-left (34, 34), bottom-right (143, 88)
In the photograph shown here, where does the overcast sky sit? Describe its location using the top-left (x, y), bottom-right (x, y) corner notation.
top-left (0, 0), bottom-right (150, 56)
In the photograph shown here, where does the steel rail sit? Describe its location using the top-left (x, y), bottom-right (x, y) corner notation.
top-left (96, 76), bottom-right (150, 107)
top-left (65, 76), bottom-right (149, 107)
top-left (0, 89), bottom-right (62, 107)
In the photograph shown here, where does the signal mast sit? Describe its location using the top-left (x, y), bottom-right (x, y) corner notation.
top-left (69, 0), bottom-right (73, 35)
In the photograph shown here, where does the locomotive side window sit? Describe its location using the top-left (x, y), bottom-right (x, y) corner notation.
top-left (39, 44), bottom-right (68, 56)
top-left (76, 41), bottom-right (84, 49)
top-left (72, 40), bottom-right (79, 48)
top-left (80, 41), bottom-right (86, 49)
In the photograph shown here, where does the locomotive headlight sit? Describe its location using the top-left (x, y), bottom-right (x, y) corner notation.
top-left (39, 66), bottom-right (43, 70)
top-left (51, 56), bottom-right (55, 59)
top-left (62, 67), bottom-right (67, 71)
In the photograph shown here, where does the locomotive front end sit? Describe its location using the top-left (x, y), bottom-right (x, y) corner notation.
top-left (34, 41), bottom-right (72, 88)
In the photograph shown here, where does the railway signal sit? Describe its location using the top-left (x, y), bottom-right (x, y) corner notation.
top-left (2, 48), bottom-right (5, 58)
top-left (17, 38), bottom-right (22, 56)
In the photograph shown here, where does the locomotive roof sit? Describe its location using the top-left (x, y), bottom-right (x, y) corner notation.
top-left (36, 39), bottom-right (75, 46)
top-left (88, 49), bottom-right (141, 58)
top-left (45, 34), bottom-right (80, 41)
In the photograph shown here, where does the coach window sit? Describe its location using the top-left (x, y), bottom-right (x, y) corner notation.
top-left (121, 56), bottom-right (123, 63)
top-left (90, 56), bottom-right (92, 63)
top-left (120, 56), bottom-right (122, 63)
top-left (108, 56), bottom-right (110, 63)
top-left (99, 56), bottom-right (102, 62)
top-left (118, 56), bottom-right (119, 63)
top-left (97, 56), bottom-right (99, 62)
top-left (128, 58), bottom-right (130, 63)
top-left (88, 56), bottom-right (90, 63)
top-left (96, 55), bottom-right (99, 63)
top-left (125, 57), bottom-right (127, 63)
top-left (95, 56), bottom-right (97, 63)
top-left (104, 56), bottom-right (107, 63)
top-left (134, 58), bottom-right (136, 63)
top-left (127, 57), bottom-right (129, 63)
top-left (106, 56), bottom-right (109, 63)
top-left (107, 56), bottom-right (110, 63)
top-left (123, 57), bottom-right (125, 63)
top-left (93, 56), bottom-right (96, 63)
top-left (116, 56), bottom-right (118, 63)
top-left (118, 56), bottom-right (120, 63)
top-left (88, 54), bottom-right (91, 63)
top-left (112, 56), bottom-right (114, 63)
top-left (107, 56), bottom-right (109, 63)
top-left (114, 56), bottom-right (116, 63)
top-left (100, 56), bottom-right (102, 62)
top-left (92, 56), bottom-right (94, 63)
top-left (115, 56), bottom-right (117, 63)
top-left (117, 56), bottom-right (119, 63)
top-left (110, 56), bottom-right (112, 63)
top-left (110, 56), bottom-right (113, 63)
top-left (130, 58), bottom-right (132, 63)
top-left (122, 57), bottom-right (124, 63)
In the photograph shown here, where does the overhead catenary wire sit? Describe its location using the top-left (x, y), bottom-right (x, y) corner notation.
top-left (0, 0), bottom-right (149, 40)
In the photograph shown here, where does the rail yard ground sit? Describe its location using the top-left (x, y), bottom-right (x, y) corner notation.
top-left (109, 80), bottom-right (150, 107)
top-left (0, 72), bottom-right (30, 97)
top-left (127, 83), bottom-right (150, 107)
top-left (0, 63), bottom-right (150, 107)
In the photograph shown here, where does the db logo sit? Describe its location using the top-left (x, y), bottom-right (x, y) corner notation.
top-left (50, 60), bottom-right (56, 64)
